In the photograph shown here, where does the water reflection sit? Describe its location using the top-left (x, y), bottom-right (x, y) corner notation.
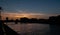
top-left (5, 23), bottom-right (50, 35)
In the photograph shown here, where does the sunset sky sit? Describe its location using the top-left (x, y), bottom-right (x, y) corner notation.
top-left (0, 0), bottom-right (60, 20)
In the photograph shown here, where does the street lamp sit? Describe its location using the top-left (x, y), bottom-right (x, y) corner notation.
top-left (0, 7), bottom-right (3, 20)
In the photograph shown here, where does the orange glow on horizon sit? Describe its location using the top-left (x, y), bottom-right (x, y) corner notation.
top-left (14, 14), bottom-right (30, 18)
top-left (1, 12), bottom-right (49, 20)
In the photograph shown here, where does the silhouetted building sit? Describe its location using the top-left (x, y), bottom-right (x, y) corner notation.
top-left (49, 16), bottom-right (56, 22)
top-left (20, 17), bottom-right (29, 23)
top-left (29, 18), bottom-right (38, 23)
top-left (48, 15), bottom-right (60, 24)
top-left (55, 15), bottom-right (60, 23)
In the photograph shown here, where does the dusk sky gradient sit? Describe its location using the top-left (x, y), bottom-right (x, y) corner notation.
top-left (0, 0), bottom-right (60, 19)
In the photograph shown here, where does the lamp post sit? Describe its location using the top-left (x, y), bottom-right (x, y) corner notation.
top-left (0, 7), bottom-right (3, 20)
top-left (0, 7), bottom-right (4, 35)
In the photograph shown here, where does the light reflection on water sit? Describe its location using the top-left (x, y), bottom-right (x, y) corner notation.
top-left (5, 22), bottom-right (50, 35)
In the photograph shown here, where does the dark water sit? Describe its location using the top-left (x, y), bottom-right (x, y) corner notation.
top-left (5, 23), bottom-right (50, 35)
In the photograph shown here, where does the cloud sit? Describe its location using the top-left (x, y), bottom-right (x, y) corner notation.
top-left (1, 10), bottom-right (59, 20)
top-left (1, 11), bottom-right (49, 19)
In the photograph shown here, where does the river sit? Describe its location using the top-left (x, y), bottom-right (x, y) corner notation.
top-left (4, 22), bottom-right (50, 35)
